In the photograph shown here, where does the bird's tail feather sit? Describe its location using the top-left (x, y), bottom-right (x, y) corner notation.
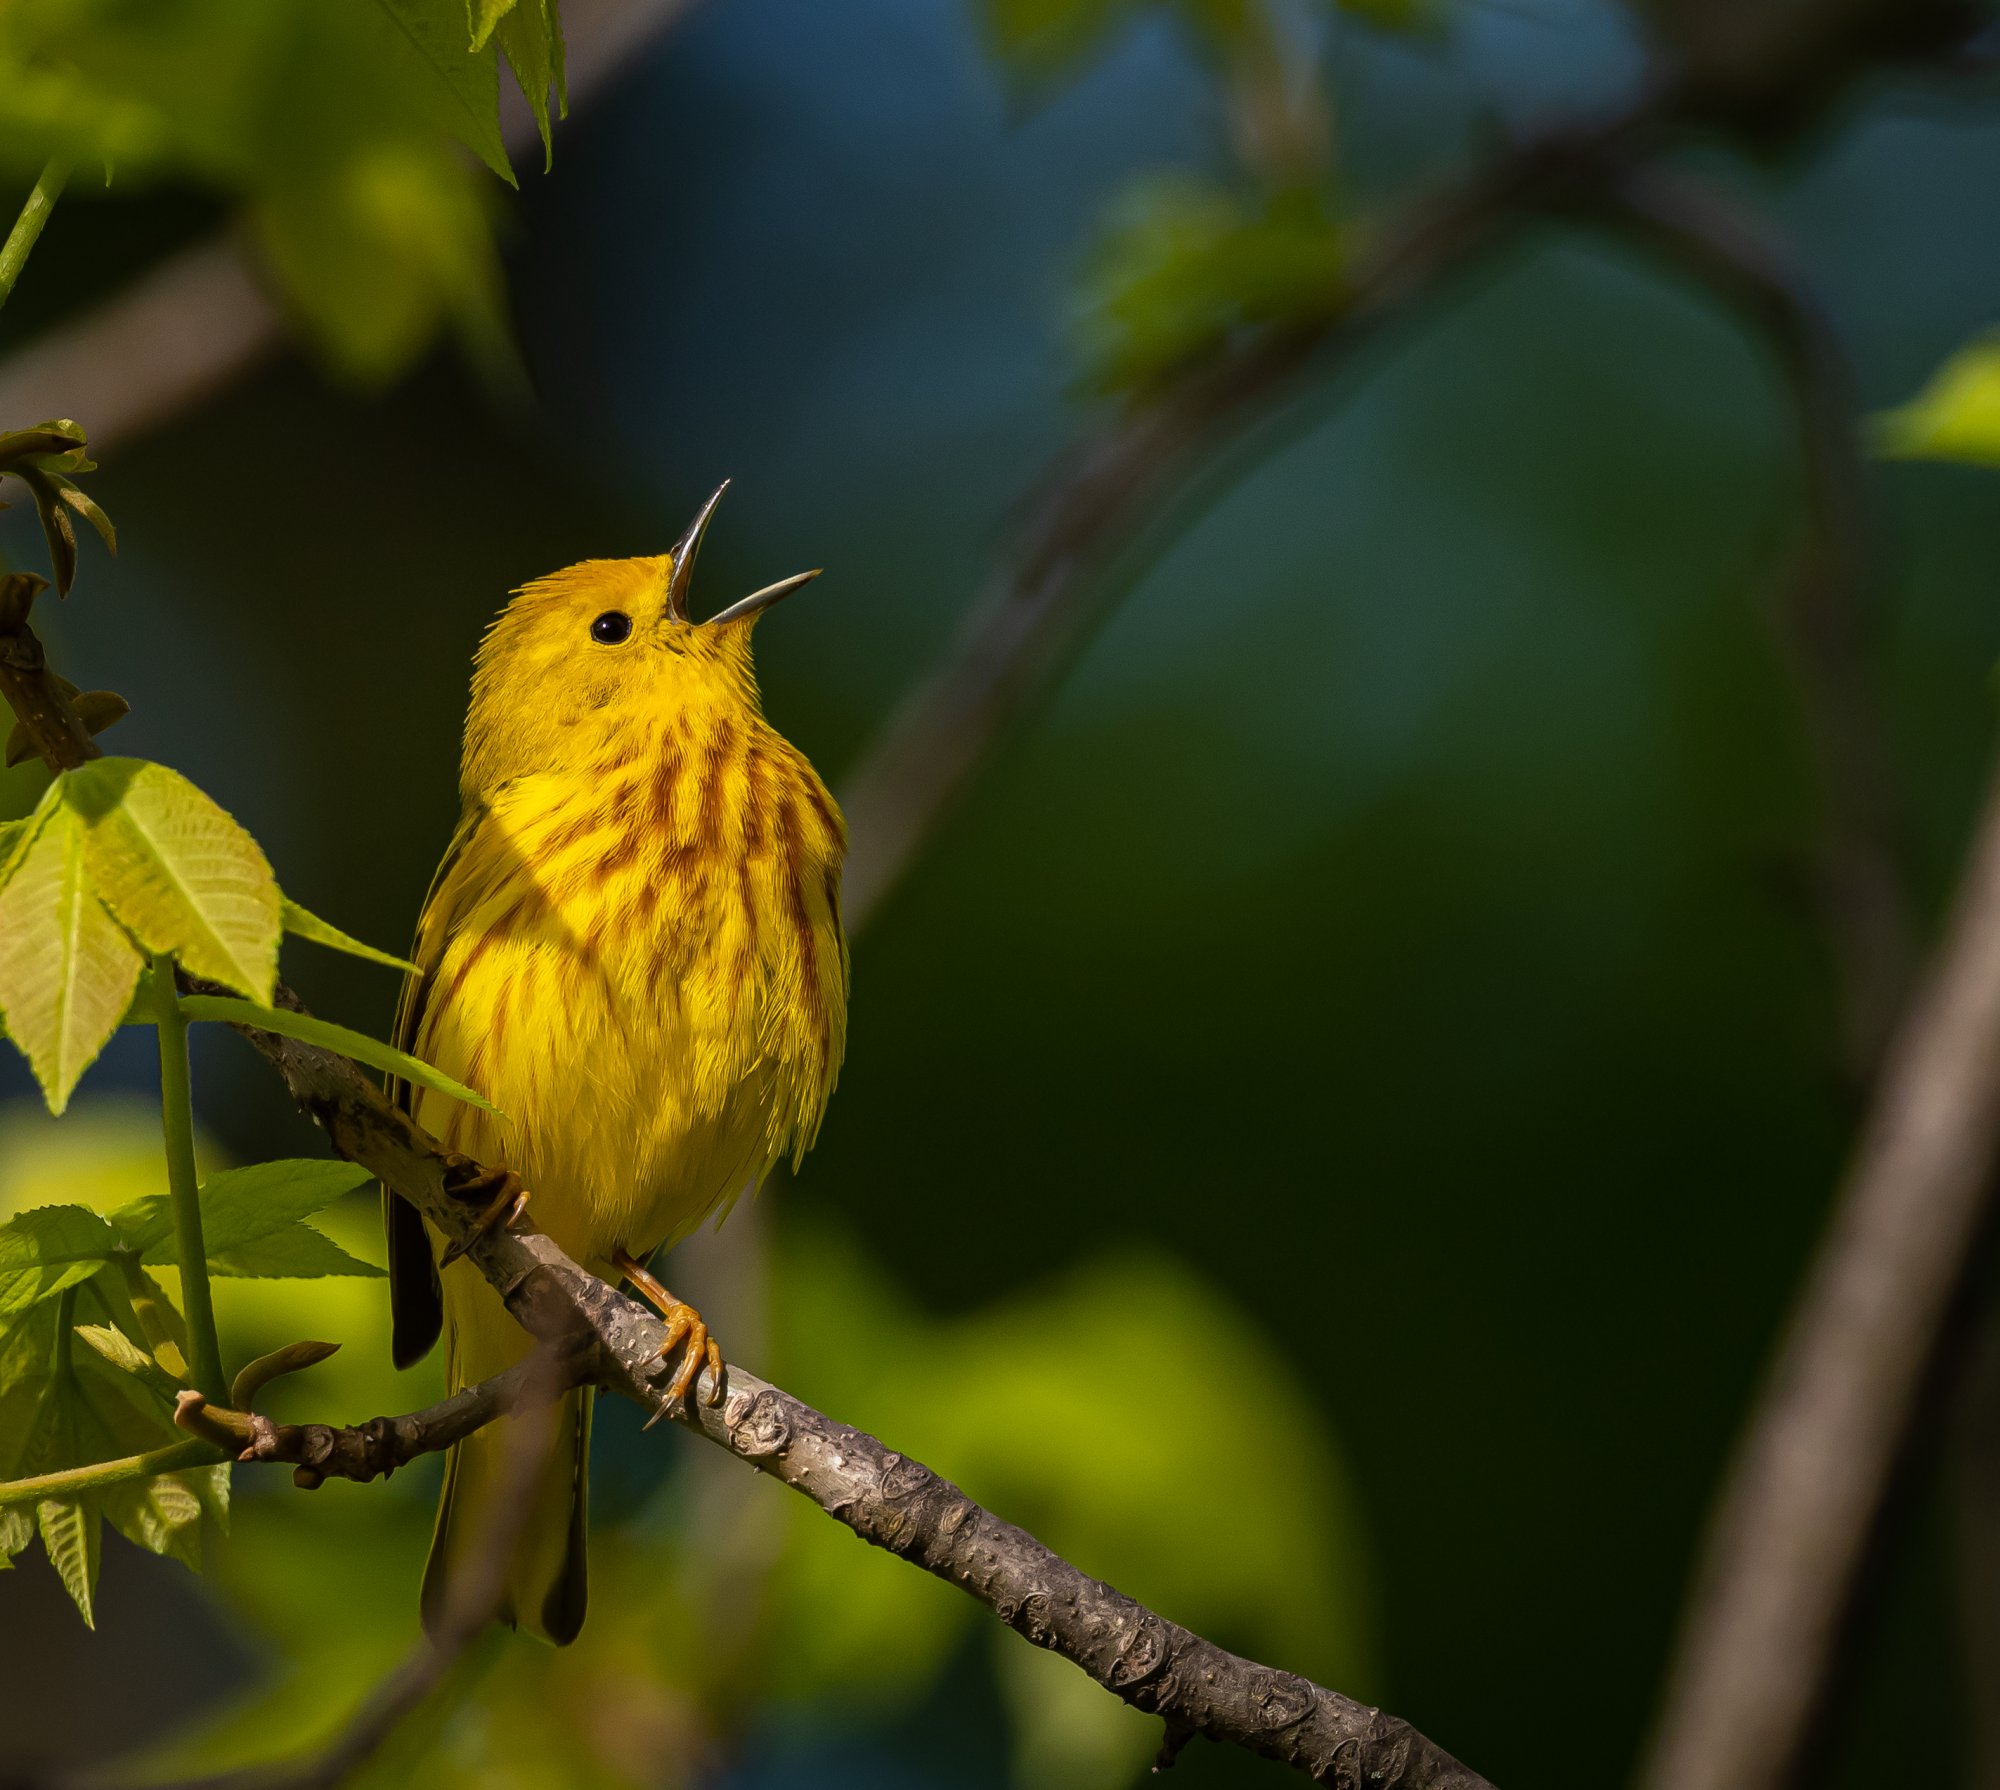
top-left (422, 1259), bottom-right (590, 1645)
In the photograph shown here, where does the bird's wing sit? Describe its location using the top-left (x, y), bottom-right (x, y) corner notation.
top-left (383, 802), bottom-right (486, 1370)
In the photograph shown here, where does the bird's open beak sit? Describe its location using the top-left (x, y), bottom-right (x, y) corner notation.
top-left (665, 480), bottom-right (729, 622)
top-left (707, 568), bottom-right (823, 626)
top-left (667, 479), bottom-right (825, 627)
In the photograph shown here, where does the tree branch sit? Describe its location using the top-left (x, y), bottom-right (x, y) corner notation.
top-left (1575, 167), bottom-right (1915, 1081)
top-left (1636, 745), bottom-right (2000, 1790)
top-left (837, 99), bottom-right (1668, 928)
top-left (135, 1356), bottom-right (568, 1790)
top-left (0, 610), bottom-right (1490, 1787)
top-left (168, 1353), bottom-right (572, 1491)
top-left (205, 983), bottom-right (1492, 1788)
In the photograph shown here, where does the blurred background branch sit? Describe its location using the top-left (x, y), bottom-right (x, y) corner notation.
top-left (1638, 747), bottom-right (2000, 1790)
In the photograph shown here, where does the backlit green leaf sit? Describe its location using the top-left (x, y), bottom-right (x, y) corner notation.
top-left (280, 896), bottom-right (418, 973)
top-left (976, 0), bottom-right (1135, 81)
top-left (37, 1494), bottom-right (98, 1627)
top-left (118, 1159), bottom-right (373, 1263)
top-left (99, 1464), bottom-right (205, 1569)
top-left (1877, 333), bottom-right (2000, 466)
top-left (0, 816), bottom-right (30, 879)
top-left (62, 758), bottom-right (280, 1002)
top-left (1081, 177), bottom-right (1344, 392)
top-left (0, 1205), bottom-right (114, 1323)
top-left (469, 0), bottom-right (521, 48)
top-left (495, 0), bottom-right (565, 170)
top-left (0, 423), bottom-right (87, 467)
top-left (0, 807), bottom-right (144, 1112)
top-left (252, 144), bottom-right (511, 388)
top-left (71, 1323), bottom-right (180, 1401)
top-left (372, 0), bottom-right (514, 183)
top-left (211, 1223), bottom-right (385, 1280)
top-left (178, 994), bottom-right (500, 1113)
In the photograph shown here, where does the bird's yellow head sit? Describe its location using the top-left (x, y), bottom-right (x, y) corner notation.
top-left (461, 482), bottom-right (820, 797)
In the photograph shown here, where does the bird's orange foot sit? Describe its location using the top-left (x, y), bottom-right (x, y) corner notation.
top-left (438, 1157), bottom-right (531, 1268)
top-left (613, 1247), bottom-right (725, 1417)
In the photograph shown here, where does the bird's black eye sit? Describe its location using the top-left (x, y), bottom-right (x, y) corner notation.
top-left (590, 611), bottom-right (633, 645)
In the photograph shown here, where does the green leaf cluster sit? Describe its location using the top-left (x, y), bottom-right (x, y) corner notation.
top-left (0, 0), bottom-right (567, 382)
top-left (0, 1158), bottom-right (373, 1622)
top-left (754, 1228), bottom-right (1374, 1786)
top-left (976, 0), bottom-right (1429, 89)
top-left (1079, 178), bottom-right (1344, 391)
top-left (0, 420), bottom-right (116, 596)
top-left (1876, 331), bottom-right (2000, 467)
top-left (140, 1223), bottom-right (1370, 1790)
top-left (0, 758), bottom-right (281, 1110)
top-left (0, 754), bottom-right (469, 1115)
top-left (0, 1286), bottom-right (229, 1626)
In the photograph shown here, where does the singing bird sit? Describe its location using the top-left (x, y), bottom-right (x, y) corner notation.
top-left (384, 485), bottom-right (848, 1644)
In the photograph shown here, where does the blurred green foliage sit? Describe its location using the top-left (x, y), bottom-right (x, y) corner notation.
top-left (0, 0), bottom-right (566, 381)
top-left (1879, 332), bottom-right (2000, 466)
top-left (1081, 179), bottom-right (1343, 391)
top-left (0, 1099), bottom-right (1368, 1789)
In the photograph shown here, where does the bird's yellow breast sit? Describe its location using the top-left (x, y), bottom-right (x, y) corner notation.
top-left (403, 705), bottom-right (847, 1273)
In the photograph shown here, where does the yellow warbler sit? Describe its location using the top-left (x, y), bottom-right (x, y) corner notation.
top-left (384, 484), bottom-right (848, 1644)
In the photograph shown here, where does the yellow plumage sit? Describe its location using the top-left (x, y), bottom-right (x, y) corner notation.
top-left (386, 521), bottom-right (846, 1643)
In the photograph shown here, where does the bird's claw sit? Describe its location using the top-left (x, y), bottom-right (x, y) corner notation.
top-left (438, 1160), bottom-right (531, 1268)
top-left (614, 1247), bottom-right (726, 1422)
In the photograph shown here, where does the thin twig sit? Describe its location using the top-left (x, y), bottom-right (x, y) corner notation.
top-left (1637, 749), bottom-right (2000, 1790)
top-left (126, 1351), bottom-right (567, 1790)
top-left (166, 1352), bottom-right (573, 1491)
top-left (0, 572), bottom-right (95, 769)
top-left (1579, 167), bottom-right (1916, 1081)
top-left (0, 158), bottom-right (69, 317)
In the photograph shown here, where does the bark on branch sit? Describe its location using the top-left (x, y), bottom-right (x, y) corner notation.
top-left (199, 984), bottom-right (1490, 1788)
top-left (170, 1354), bottom-right (567, 1491)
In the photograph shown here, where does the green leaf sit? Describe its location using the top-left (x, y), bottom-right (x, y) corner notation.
top-left (0, 804), bottom-right (144, 1112)
top-left (468, 0), bottom-right (520, 48)
top-left (252, 145), bottom-right (513, 388)
top-left (280, 896), bottom-right (418, 973)
top-left (0, 1206), bottom-right (115, 1323)
top-left (71, 1324), bottom-right (181, 1401)
top-left (37, 1494), bottom-right (98, 1626)
top-left (1876, 333), bottom-right (2000, 466)
top-left (373, 0), bottom-right (514, 184)
top-left (495, 0), bottom-right (565, 170)
top-left (760, 1226), bottom-right (1376, 1758)
top-left (54, 479), bottom-right (118, 554)
top-left (178, 994), bottom-right (500, 1114)
top-left (99, 1464), bottom-right (205, 1570)
top-left (116, 1159), bottom-right (373, 1263)
top-left (1081, 179), bottom-right (1345, 393)
top-left (0, 418), bottom-right (110, 596)
top-left (0, 815), bottom-right (31, 881)
top-left (12, 461), bottom-right (115, 597)
top-left (0, 423), bottom-right (87, 467)
top-left (61, 758), bottom-right (281, 1002)
top-left (976, 0), bottom-right (1136, 82)
top-left (211, 1223), bottom-right (384, 1280)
